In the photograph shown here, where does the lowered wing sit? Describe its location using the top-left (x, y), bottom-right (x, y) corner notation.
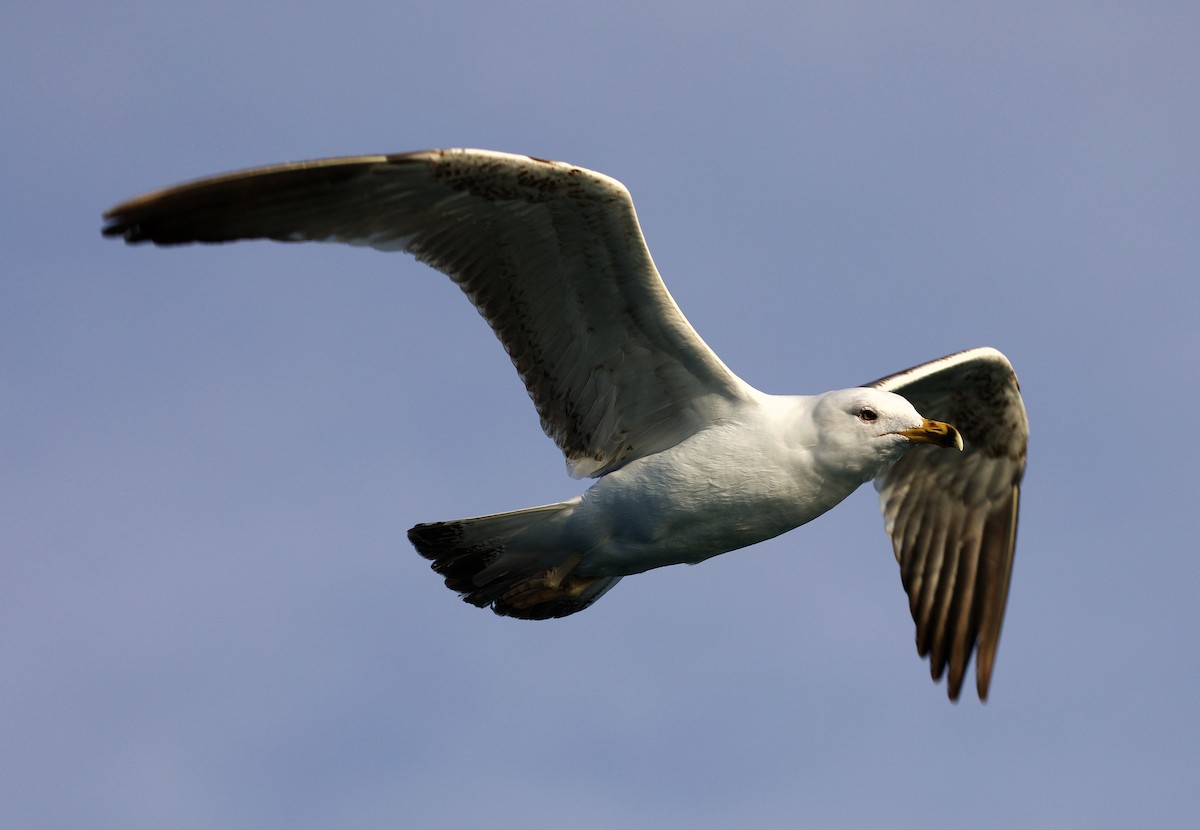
top-left (868, 347), bottom-right (1029, 700)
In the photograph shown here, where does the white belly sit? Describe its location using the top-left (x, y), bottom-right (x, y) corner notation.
top-left (567, 420), bottom-right (864, 577)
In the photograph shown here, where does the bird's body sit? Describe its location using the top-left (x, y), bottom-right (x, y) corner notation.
top-left (572, 395), bottom-right (842, 575)
top-left (103, 148), bottom-right (1028, 700)
top-left (472, 391), bottom-right (909, 581)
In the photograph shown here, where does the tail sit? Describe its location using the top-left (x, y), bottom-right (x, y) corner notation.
top-left (407, 500), bottom-right (621, 619)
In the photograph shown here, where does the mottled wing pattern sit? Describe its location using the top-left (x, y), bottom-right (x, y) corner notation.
top-left (867, 347), bottom-right (1028, 700)
top-left (103, 149), bottom-right (754, 477)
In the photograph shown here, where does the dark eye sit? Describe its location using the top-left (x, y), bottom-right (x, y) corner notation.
top-left (858, 408), bottom-right (878, 423)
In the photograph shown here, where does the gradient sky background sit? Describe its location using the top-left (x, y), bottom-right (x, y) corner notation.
top-left (4, 2), bottom-right (1198, 827)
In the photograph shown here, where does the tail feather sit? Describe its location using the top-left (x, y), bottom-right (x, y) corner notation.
top-left (407, 501), bottom-right (620, 619)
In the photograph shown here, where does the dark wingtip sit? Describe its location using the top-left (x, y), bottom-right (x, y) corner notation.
top-left (101, 205), bottom-right (160, 244)
top-left (100, 217), bottom-right (134, 241)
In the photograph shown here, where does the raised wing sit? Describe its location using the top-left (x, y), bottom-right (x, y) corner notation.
top-left (867, 347), bottom-right (1028, 701)
top-left (103, 149), bottom-right (755, 477)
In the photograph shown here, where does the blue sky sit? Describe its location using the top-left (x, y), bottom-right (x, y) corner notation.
top-left (4, 2), bottom-right (1198, 827)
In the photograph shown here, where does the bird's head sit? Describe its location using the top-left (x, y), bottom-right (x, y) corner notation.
top-left (808, 388), bottom-right (962, 482)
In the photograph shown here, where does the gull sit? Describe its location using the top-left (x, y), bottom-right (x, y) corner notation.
top-left (103, 149), bottom-right (1029, 701)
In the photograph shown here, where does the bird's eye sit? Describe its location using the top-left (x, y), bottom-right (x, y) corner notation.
top-left (858, 408), bottom-right (878, 423)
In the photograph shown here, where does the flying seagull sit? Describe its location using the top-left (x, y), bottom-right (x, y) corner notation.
top-left (102, 149), bottom-right (1028, 701)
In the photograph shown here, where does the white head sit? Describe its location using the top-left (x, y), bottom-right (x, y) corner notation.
top-left (807, 387), bottom-right (962, 483)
